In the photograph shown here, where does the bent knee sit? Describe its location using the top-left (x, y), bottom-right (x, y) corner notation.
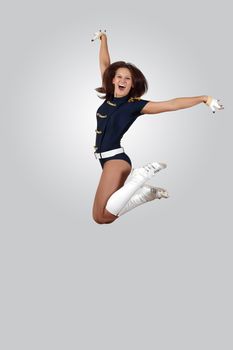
top-left (93, 216), bottom-right (105, 224)
top-left (92, 213), bottom-right (117, 225)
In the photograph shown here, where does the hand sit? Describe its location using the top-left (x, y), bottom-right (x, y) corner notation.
top-left (205, 96), bottom-right (224, 113)
top-left (91, 29), bottom-right (107, 42)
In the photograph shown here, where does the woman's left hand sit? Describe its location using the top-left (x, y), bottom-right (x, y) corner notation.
top-left (206, 96), bottom-right (224, 113)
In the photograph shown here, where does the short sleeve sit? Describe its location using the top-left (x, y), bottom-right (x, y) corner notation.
top-left (129, 98), bottom-right (150, 117)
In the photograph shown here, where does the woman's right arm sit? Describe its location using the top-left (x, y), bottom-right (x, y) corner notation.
top-left (99, 33), bottom-right (111, 81)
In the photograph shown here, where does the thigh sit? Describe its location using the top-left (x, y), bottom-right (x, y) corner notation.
top-left (92, 159), bottom-right (132, 219)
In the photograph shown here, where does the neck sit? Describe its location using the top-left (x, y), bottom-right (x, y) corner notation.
top-left (113, 93), bottom-right (128, 99)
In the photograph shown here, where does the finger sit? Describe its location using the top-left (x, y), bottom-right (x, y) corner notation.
top-left (214, 101), bottom-right (222, 108)
top-left (217, 103), bottom-right (224, 109)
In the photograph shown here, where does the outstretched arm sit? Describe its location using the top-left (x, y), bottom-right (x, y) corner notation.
top-left (99, 33), bottom-right (111, 81)
top-left (141, 96), bottom-right (224, 115)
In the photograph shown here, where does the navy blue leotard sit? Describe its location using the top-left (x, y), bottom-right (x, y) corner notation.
top-left (94, 93), bottom-right (149, 168)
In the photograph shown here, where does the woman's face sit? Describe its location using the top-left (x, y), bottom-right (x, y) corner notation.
top-left (112, 68), bottom-right (134, 97)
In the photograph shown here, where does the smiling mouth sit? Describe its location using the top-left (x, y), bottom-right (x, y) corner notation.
top-left (118, 85), bottom-right (126, 91)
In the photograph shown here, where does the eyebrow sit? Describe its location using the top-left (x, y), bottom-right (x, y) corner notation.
top-left (117, 74), bottom-right (131, 78)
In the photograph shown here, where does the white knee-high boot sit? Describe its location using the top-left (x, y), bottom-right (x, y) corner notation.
top-left (118, 184), bottom-right (169, 216)
top-left (105, 161), bottom-right (167, 216)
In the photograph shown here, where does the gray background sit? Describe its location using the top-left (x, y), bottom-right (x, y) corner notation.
top-left (1, 0), bottom-right (232, 349)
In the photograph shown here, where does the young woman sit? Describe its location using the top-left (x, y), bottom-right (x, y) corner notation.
top-left (91, 30), bottom-right (224, 225)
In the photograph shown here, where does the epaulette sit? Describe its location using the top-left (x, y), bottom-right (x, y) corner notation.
top-left (128, 97), bottom-right (141, 103)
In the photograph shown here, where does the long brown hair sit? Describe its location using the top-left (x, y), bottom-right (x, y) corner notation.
top-left (95, 61), bottom-right (148, 100)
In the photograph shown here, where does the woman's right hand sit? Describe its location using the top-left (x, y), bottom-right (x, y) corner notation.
top-left (91, 30), bottom-right (107, 42)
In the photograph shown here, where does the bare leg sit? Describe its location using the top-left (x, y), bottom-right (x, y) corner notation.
top-left (92, 160), bottom-right (132, 224)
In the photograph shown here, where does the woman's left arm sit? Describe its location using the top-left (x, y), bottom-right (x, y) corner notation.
top-left (142, 95), bottom-right (224, 114)
top-left (170, 95), bottom-right (208, 110)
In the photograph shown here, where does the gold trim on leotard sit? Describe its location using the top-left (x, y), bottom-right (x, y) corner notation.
top-left (107, 101), bottom-right (117, 106)
top-left (96, 113), bottom-right (108, 118)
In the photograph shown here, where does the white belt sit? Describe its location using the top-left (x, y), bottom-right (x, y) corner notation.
top-left (94, 147), bottom-right (124, 159)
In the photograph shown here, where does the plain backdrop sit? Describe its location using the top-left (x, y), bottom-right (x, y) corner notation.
top-left (0, 0), bottom-right (232, 349)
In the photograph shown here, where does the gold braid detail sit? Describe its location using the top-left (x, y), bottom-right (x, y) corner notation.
top-left (128, 97), bottom-right (141, 103)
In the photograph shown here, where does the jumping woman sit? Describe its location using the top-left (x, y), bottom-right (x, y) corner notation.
top-left (91, 30), bottom-right (224, 225)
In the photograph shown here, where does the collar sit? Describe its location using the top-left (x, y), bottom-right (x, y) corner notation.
top-left (107, 94), bottom-right (130, 107)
